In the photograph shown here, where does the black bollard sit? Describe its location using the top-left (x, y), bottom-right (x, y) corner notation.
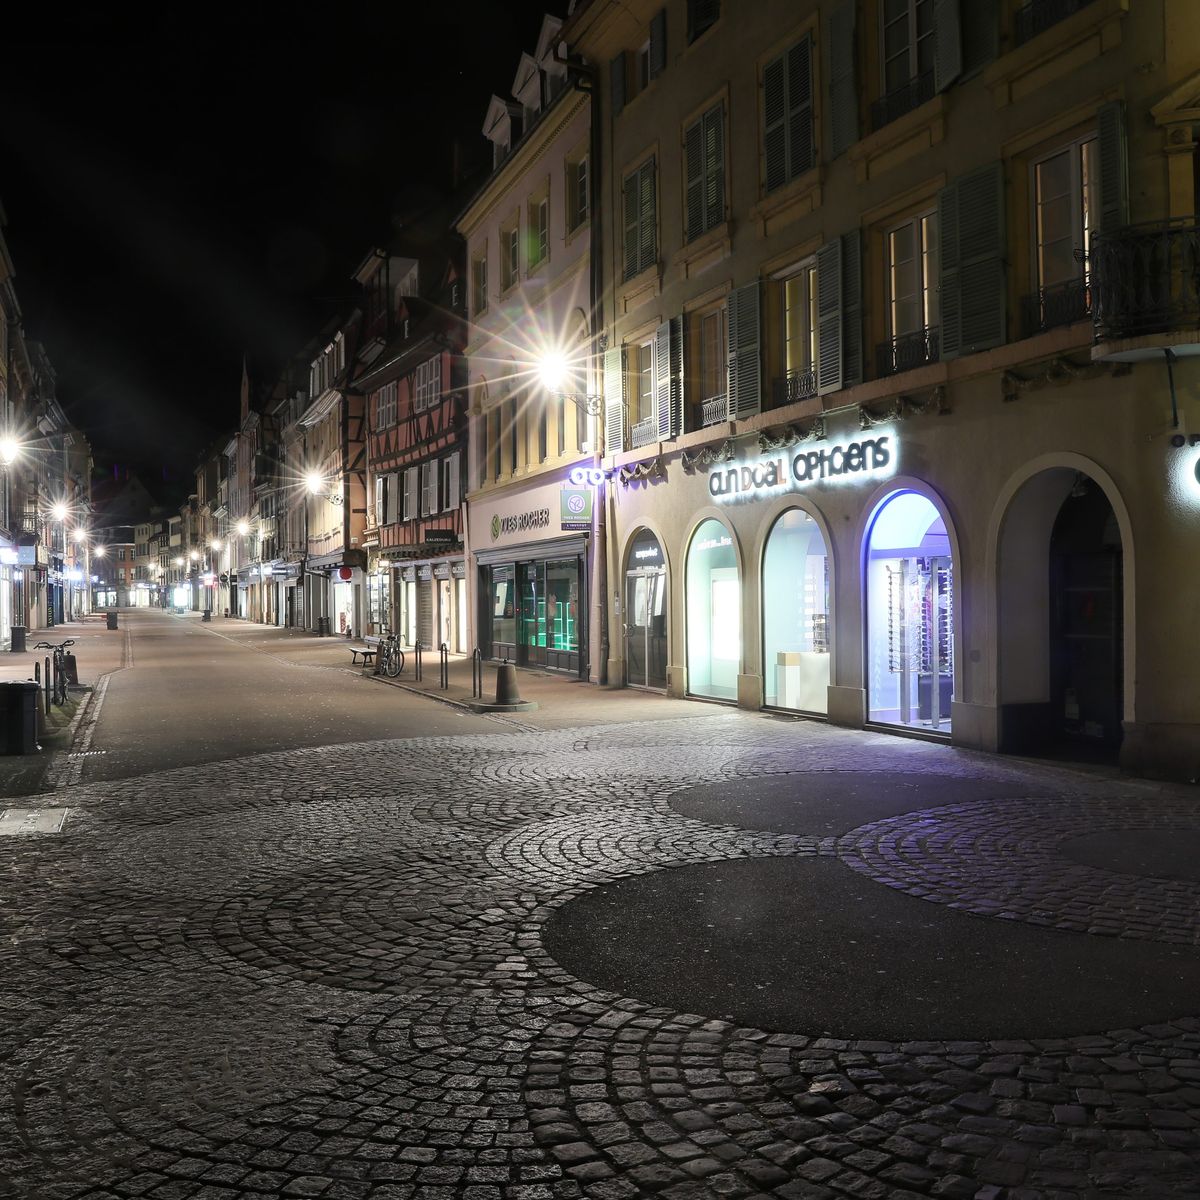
top-left (494, 661), bottom-right (522, 704)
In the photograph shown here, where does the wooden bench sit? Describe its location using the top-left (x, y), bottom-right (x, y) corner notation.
top-left (349, 635), bottom-right (383, 669)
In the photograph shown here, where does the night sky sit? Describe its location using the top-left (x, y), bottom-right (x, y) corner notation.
top-left (0, 3), bottom-right (552, 502)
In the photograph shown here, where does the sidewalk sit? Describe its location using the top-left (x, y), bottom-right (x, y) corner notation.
top-left (0, 613), bottom-right (129, 688)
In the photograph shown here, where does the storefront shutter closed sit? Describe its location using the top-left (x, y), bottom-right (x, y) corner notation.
top-left (1098, 100), bottom-right (1128, 233)
top-left (604, 346), bottom-right (625, 455)
top-left (654, 317), bottom-right (683, 440)
top-left (939, 161), bottom-right (1005, 360)
top-left (933, 0), bottom-right (962, 93)
top-left (726, 282), bottom-right (762, 420)
top-left (418, 583), bottom-right (434, 647)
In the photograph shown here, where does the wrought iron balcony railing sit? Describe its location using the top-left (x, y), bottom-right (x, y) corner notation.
top-left (700, 394), bottom-right (729, 428)
top-left (1021, 276), bottom-right (1092, 337)
top-left (1091, 219), bottom-right (1200, 343)
top-left (1015, 0), bottom-right (1096, 47)
top-left (876, 326), bottom-right (940, 377)
top-left (870, 72), bottom-right (935, 133)
top-left (630, 416), bottom-right (658, 449)
top-left (772, 367), bottom-right (818, 408)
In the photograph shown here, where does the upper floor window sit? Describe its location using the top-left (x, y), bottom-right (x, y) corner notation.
top-left (685, 102), bottom-right (725, 242)
top-left (501, 222), bottom-right (520, 292)
top-left (529, 195), bottom-right (550, 269)
top-left (375, 380), bottom-right (398, 429)
top-left (622, 158), bottom-right (657, 281)
top-left (567, 153), bottom-right (589, 233)
top-left (472, 252), bottom-right (488, 315)
top-left (687, 0), bottom-right (719, 43)
top-left (778, 262), bottom-right (818, 404)
top-left (882, 0), bottom-right (934, 95)
top-left (694, 302), bottom-right (728, 427)
top-left (763, 38), bottom-right (814, 194)
top-left (412, 357), bottom-right (442, 413)
top-left (881, 209), bottom-right (940, 373)
top-left (1033, 135), bottom-right (1098, 293)
top-left (634, 340), bottom-right (655, 428)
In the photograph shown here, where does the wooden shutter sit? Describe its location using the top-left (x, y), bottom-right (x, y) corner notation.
top-left (638, 159), bottom-right (657, 272)
top-left (374, 476), bottom-right (384, 526)
top-left (704, 103), bottom-right (725, 233)
top-left (387, 473), bottom-right (399, 524)
top-left (763, 55), bottom-right (787, 193)
top-left (933, 0), bottom-right (963, 93)
top-left (827, 1), bottom-right (858, 159)
top-left (445, 452), bottom-right (460, 511)
top-left (788, 37), bottom-right (814, 179)
top-left (961, 0), bottom-right (999, 76)
top-left (604, 346), bottom-right (625, 455)
top-left (650, 8), bottom-right (667, 80)
top-left (726, 282), bottom-right (761, 420)
top-left (688, 0), bottom-right (719, 42)
top-left (939, 161), bottom-right (1006, 360)
top-left (654, 319), bottom-right (683, 440)
top-left (685, 119), bottom-right (704, 241)
top-left (841, 230), bottom-right (863, 387)
top-left (403, 467), bottom-right (418, 521)
top-left (1098, 100), bottom-right (1129, 233)
top-left (611, 53), bottom-right (626, 119)
top-left (816, 237), bottom-right (843, 395)
top-left (623, 171), bottom-right (640, 280)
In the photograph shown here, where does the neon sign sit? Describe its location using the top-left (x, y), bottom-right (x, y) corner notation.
top-left (567, 466), bottom-right (613, 487)
top-left (708, 435), bottom-right (896, 502)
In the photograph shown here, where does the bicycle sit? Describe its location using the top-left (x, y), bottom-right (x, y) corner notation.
top-left (375, 628), bottom-right (405, 678)
top-left (33, 639), bottom-right (76, 706)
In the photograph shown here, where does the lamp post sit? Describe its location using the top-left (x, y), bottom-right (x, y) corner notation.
top-left (235, 519), bottom-right (249, 618)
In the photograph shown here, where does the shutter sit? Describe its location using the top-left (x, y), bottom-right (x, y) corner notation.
top-left (610, 52), bottom-right (626, 119)
top-left (374, 476), bottom-right (384, 525)
top-left (788, 37), bottom-right (814, 178)
top-left (638, 159), bottom-right (657, 272)
top-left (445, 452), bottom-right (460, 511)
top-left (728, 281), bottom-right (762, 420)
top-left (669, 315), bottom-right (684, 438)
top-left (685, 118), bottom-right (704, 241)
top-left (1098, 100), bottom-right (1129, 233)
top-left (827, 1), bottom-right (858, 159)
top-left (403, 468), bottom-right (418, 520)
top-left (604, 346), bottom-right (625, 454)
top-left (961, 0), bottom-right (999, 76)
top-left (387, 473), bottom-right (399, 524)
top-left (655, 320), bottom-right (671, 440)
top-left (763, 54), bottom-right (787, 193)
top-left (841, 230), bottom-right (863, 387)
top-left (816, 237), bottom-right (843, 395)
top-left (940, 161), bottom-right (1006, 359)
top-left (623, 171), bottom-right (640, 280)
top-left (933, 0), bottom-right (963, 93)
top-left (649, 8), bottom-right (667, 80)
top-left (704, 103), bottom-right (725, 233)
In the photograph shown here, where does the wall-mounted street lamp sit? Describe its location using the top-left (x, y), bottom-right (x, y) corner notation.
top-left (537, 352), bottom-right (604, 416)
top-left (0, 437), bottom-right (20, 466)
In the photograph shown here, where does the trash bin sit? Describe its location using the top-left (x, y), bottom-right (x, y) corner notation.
top-left (202, 610), bottom-right (212, 622)
top-left (9, 626), bottom-right (25, 653)
top-left (0, 681), bottom-right (39, 755)
top-left (106, 611), bottom-right (118, 630)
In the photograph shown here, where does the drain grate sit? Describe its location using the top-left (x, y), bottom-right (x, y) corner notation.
top-left (0, 808), bottom-right (69, 835)
top-left (66, 749), bottom-right (107, 758)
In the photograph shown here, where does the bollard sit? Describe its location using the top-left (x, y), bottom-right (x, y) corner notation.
top-left (495, 659), bottom-right (523, 705)
top-left (33, 661), bottom-right (40, 686)
top-left (439, 642), bottom-right (449, 690)
top-left (43, 657), bottom-right (51, 715)
top-left (414, 641), bottom-right (422, 682)
top-left (471, 648), bottom-right (483, 698)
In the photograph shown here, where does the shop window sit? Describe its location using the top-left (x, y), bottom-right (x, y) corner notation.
top-left (865, 491), bottom-right (953, 733)
top-left (625, 528), bottom-right (667, 690)
top-left (622, 157), bottom-right (657, 281)
top-left (490, 566), bottom-right (517, 653)
top-left (684, 101), bottom-right (725, 243)
top-left (762, 509), bottom-right (829, 713)
top-left (685, 518), bottom-right (739, 701)
top-left (880, 209), bottom-right (939, 375)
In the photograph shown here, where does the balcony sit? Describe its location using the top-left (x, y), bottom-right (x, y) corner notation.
top-left (1021, 276), bottom-right (1091, 337)
top-left (1015, 0), bottom-right (1097, 46)
top-left (772, 367), bottom-right (818, 409)
top-left (700, 394), bottom-right (729, 428)
top-left (870, 72), bottom-right (935, 133)
top-left (876, 326), bottom-right (940, 377)
top-left (1091, 219), bottom-right (1200, 355)
top-left (630, 417), bottom-right (658, 449)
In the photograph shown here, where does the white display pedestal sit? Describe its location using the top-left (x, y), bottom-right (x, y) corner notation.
top-left (776, 651), bottom-right (830, 712)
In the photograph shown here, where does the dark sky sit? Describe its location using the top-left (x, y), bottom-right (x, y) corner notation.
top-left (0, 2), bottom-right (552, 501)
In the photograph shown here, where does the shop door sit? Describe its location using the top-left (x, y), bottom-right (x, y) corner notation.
top-left (519, 563), bottom-right (545, 667)
top-left (455, 578), bottom-right (467, 653)
top-left (438, 580), bottom-right (452, 649)
top-left (625, 569), bottom-right (667, 689)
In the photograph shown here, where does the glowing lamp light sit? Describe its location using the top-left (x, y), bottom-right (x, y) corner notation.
top-left (189, 550), bottom-right (200, 561)
top-left (211, 538), bottom-right (222, 551)
top-left (236, 520), bottom-right (249, 536)
top-left (0, 437), bottom-right (19, 465)
top-left (52, 503), bottom-right (69, 521)
top-left (174, 556), bottom-right (184, 566)
top-left (305, 471), bottom-right (325, 495)
top-left (73, 528), bottom-right (87, 543)
top-left (95, 545), bottom-right (107, 557)
top-left (537, 352), bottom-right (569, 393)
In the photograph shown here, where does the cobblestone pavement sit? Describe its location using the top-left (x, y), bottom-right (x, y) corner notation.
top-left (1, 713), bottom-right (1198, 1199)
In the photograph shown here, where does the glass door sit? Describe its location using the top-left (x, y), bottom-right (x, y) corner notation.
top-left (625, 568), bottom-right (667, 689)
top-left (519, 563), bottom-right (545, 667)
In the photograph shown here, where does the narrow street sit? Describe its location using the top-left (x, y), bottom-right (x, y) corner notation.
top-left (0, 611), bottom-right (1197, 1199)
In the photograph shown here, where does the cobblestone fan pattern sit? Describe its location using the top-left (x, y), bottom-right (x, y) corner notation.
top-left (0, 714), bottom-right (1197, 1199)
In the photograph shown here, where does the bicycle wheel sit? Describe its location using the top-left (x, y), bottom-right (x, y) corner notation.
top-left (386, 644), bottom-right (402, 677)
top-left (54, 667), bottom-right (67, 706)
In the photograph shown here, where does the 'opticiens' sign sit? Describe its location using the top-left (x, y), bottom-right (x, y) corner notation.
top-left (708, 434), bottom-right (895, 501)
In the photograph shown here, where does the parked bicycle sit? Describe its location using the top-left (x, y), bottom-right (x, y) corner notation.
top-left (33, 639), bottom-right (76, 706)
top-left (376, 628), bottom-right (404, 678)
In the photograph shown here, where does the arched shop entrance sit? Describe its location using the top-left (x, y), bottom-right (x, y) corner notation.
top-left (762, 508), bottom-right (830, 714)
top-left (624, 528), bottom-right (667, 690)
top-left (865, 490), bottom-right (954, 733)
top-left (686, 518), bottom-right (739, 701)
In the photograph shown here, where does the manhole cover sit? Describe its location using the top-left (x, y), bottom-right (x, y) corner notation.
top-left (0, 808), bottom-right (69, 835)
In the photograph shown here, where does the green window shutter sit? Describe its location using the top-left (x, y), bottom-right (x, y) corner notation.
top-left (827, 1), bottom-right (858, 159)
top-left (788, 37), bottom-right (814, 177)
top-left (961, 0), bottom-right (998, 76)
top-left (940, 161), bottom-right (1006, 359)
top-left (841, 230), bottom-right (863, 386)
top-left (704, 103), bottom-right (725, 234)
top-left (649, 8), bottom-right (667, 80)
top-left (763, 54), bottom-right (787, 193)
top-left (604, 347), bottom-right (625, 454)
top-left (623, 171), bottom-right (640, 280)
top-left (727, 282), bottom-right (761, 420)
top-left (610, 53), bottom-right (626, 119)
top-left (638, 159), bottom-right (657, 272)
top-left (685, 117), bottom-right (704, 241)
top-left (1098, 100), bottom-right (1129, 233)
top-left (933, 0), bottom-right (963, 93)
top-left (816, 237), bottom-right (843, 395)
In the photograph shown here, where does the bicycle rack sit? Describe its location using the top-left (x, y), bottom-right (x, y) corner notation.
top-left (439, 643), bottom-right (449, 690)
top-left (414, 641), bottom-right (422, 682)
top-left (471, 648), bottom-right (483, 698)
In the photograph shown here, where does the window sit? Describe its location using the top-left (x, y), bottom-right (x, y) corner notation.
top-left (529, 196), bottom-right (549, 269)
top-left (557, 394), bottom-right (567, 456)
top-left (779, 262), bottom-right (818, 403)
top-left (696, 303), bottom-right (727, 426)
top-left (684, 102), bottom-right (725, 242)
top-left (882, 209), bottom-right (940, 372)
top-left (537, 405), bottom-right (548, 462)
top-left (622, 158), bottom-right (657, 280)
top-left (633, 341), bottom-right (655, 427)
top-left (412, 357), bottom-right (442, 412)
top-left (472, 253), bottom-right (488, 315)
top-left (442, 452), bottom-right (461, 511)
top-left (489, 409), bottom-right (501, 482)
top-left (881, 0), bottom-right (934, 96)
top-left (402, 467), bottom-right (419, 521)
top-left (687, 0), bottom-right (719, 43)
top-left (501, 222), bottom-right (520, 291)
top-left (375, 380), bottom-right (398, 429)
top-left (763, 38), bottom-right (814, 193)
top-left (506, 398), bottom-right (518, 475)
top-left (117, 548), bottom-right (127, 561)
top-left (420, 461), bottom-right (439, 517)
top-left (1033, 136), bottom-right (1099, 293)
top-left (567, 154), bottom-right (589, 232)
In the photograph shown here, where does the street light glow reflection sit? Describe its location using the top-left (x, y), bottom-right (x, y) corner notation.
top-left (236, 520), bottom-right (249, 536)
top-left (73, 528), bottom-right (86, 543)
top-left (305, 471), bottom-right (324, 494)
top-left (0, 437), bottom-right (19, 465)
top-left (537, 352), bottom-right (569, 393)
top-left (52, 503), bottom-right (68, 521)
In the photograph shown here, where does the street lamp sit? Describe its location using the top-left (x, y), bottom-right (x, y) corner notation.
top-left (0, 436), bottom-right (19, 466)
top-left (536, 349), bottom-right (604, 416)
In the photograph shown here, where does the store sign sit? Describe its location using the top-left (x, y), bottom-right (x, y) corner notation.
top-left (17, 545), bottom-right (46, 567)
top-left (425, 529), bottom-right (456, 544)
top-left (708, 434), bottom-right (896, 502)
top-left (490, 507), bottom-right (552, 541)
top-left (567, 466), bottom-right (613, 487)
top-left (560, 488), bottom-right (593, 531)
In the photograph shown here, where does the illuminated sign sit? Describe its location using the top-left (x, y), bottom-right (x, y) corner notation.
top-left (490, 508), bottom-right (551, 541)
top-left (708, 435), bottom-right (895, 502)
top-left (560, 488), bottom-right (593, 531)
top-left (1169, 432), bottom-right (1200, 495)
top-left (568, 466), bottom-right (612, 487)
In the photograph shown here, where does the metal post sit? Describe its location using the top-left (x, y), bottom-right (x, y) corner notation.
top-left (43, 656), bottom-right (50, 715)
top-left (472, 648), bottom-right (483, 698)
top-left (439, 642), bottom-right (449, 690)
top-left (414, 641), bottom-right (422, 682)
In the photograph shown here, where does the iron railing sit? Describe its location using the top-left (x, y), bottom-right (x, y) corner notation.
top-left (1021, 276), bottom-right (1092, 337)
top-left (700, 394), bottom-right (729, 427)
top-left (1015, 0), bottom-right (1096, 46)
top-left (772, 367), bottom-right (818, 408)
top-left (1091, 219), bottom-right (1200, 342)
top-left (630, 416), bottom-right (658, 448)
top-left (870, 72), bottom-right (935, 132)
top-left (876, 326), bottom-right (940, 377)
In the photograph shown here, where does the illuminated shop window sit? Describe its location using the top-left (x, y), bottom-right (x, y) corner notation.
top-left (686, 518), bottom-right (739, 701)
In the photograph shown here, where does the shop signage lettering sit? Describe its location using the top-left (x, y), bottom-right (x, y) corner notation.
top-left (490, 508), bottom-right (552, 541)
top-left (708, 435), bottom-right (894, 501)
top-left (634, 546), bottom-right (660, 561)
